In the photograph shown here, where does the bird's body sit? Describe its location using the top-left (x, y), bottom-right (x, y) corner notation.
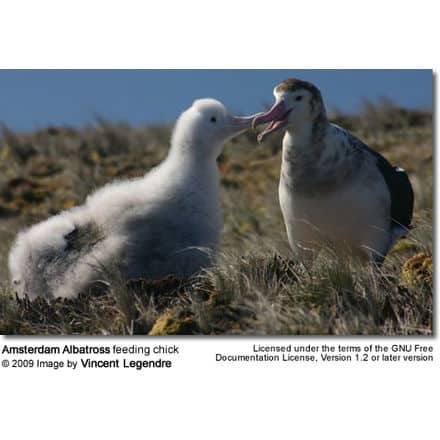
top-left (9, 98), bottom-right (252, 298)
top-left (253, 79), bottom-right (414, 264)
top-left (279, 123), bottom-right (405, 262)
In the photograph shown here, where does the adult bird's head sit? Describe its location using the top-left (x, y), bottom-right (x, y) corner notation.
top-left (252, 79), bottom-right (326, 142)
top-left (171, 98), bottom-right (254, 160)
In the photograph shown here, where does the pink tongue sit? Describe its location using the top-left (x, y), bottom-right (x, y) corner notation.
top-left (257, 119), bottom-right (287, 142)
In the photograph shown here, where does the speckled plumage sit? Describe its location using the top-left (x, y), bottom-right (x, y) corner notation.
top-left (254, 78), bottom-right (414, 264)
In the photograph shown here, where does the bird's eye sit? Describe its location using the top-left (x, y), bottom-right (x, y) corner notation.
top-left (210, 116), bottom-right (217, 123)
top-left (295, 95), bottom-right (303, 101)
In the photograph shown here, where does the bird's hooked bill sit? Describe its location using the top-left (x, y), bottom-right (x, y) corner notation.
top-left (251, 100), bottom-right (291, 142)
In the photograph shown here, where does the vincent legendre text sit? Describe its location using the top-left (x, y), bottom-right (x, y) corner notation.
top-left (1, 344), bottom-right (178, 370)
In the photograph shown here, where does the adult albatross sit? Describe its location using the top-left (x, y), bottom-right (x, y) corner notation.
top-left (9, 98), bottom-right (254, 299)
top-left (252, 78), bottom-right (414, 265)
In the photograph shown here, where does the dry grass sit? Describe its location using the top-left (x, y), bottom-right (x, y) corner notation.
top-left (0, 101), bottom-right (433, 335)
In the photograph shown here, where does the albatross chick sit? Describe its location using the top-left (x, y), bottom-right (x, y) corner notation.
top-left (9, 98), bottom-right (253, 298)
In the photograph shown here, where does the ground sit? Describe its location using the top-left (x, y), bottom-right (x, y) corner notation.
top-left (0, 99), bottom-right (433, 335)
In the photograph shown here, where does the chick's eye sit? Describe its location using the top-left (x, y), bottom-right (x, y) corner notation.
top-left (210, 116), bottom-right (217, 123)
top-left (295, 95), bottom-right (303, 101)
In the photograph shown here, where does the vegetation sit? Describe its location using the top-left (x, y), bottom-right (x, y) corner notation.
top-left (0, 100), bottom-right (433, 335)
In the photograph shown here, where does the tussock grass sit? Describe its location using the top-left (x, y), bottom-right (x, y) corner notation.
top-left (0, 227), bottom-right (432, 335)
top-left (0, 101), bottom-right (433, 335)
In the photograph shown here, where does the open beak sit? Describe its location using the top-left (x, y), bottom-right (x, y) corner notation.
top-left (251, 100), bottom-right (291, 142)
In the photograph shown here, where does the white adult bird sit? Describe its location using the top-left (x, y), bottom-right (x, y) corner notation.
top-left (9, 98), bottom-right (253, 299)
top-left (252, 78), bottom-right (414, 265)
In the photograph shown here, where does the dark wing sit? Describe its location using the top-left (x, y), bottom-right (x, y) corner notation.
top-left (380, 164), bottom-right (414, 229)
top-left (343, 128), bottom-right (414, 229)
top-left (365, 150), bottom-right (414, 230)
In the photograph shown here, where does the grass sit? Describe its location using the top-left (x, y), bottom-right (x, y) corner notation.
top-left (0, 101), bottom-right (433, 335)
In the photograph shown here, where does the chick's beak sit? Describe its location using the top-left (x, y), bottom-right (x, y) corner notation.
top-left (228, 115), bottom-right (255, 133)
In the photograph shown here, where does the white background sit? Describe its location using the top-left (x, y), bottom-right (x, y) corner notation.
top-left (0, 1), bottom-right (438, 439)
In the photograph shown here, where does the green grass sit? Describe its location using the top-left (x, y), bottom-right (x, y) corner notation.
top-left (0, 102), bottom-right (433, 335)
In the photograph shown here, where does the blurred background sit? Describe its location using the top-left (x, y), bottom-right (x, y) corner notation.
top-left (0, 69), bottom-right (433, 131)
